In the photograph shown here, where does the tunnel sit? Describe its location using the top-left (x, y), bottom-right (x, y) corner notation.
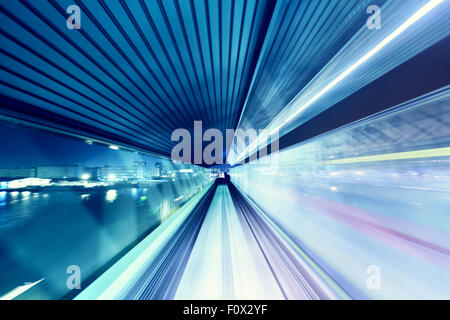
top-left (0, 0), bottom-right (449, 301)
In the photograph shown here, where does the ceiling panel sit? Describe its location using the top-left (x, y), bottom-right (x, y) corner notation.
top-left (0, 0), bottom-right (275, 157)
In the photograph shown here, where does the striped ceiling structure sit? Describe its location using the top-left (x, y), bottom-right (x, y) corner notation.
top-left (0, 0), bottom-right (276, 157)
top-left (1, 0), bottom-right (448, 161)
top-left (0, 0), bottom-right (381, 159)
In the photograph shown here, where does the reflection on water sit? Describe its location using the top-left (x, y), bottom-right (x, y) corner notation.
top-left (0, 192), bottom-right (6, 207)
top-left (0, 176), bottom-right (210, 299)
top-left (105, 190), bottom-right (117, 203)
top-left (131, 188), bottom-right (137, 199)
top-left (21, 191), bottom-right (31, 201)
top-left (80, 194), bottom-right (90, 200)
top-left (0, 186), bottom-right (175, 230)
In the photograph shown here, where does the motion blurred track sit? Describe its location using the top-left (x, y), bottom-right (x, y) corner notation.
top-left (123, 182), bottom-right (215, 299)
top-left (176, 183), bottom-right (287, 300)
top-left (77, 180), bottom-right (349, 300)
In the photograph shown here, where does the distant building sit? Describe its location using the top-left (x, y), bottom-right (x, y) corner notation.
top-left (0, 168), bottom-right (36, 178)
top-left (82, 167), bottom-right (101, 180)
top-left (133, 161), bottom-right (147, 167)
top-left (155, 162), bottom-right (167, 176)
top-left (148, 167), bottom-right (160, 177)
top-left (36, 165), bottom-right (82, 179)
top-left (98, 166), bottom-right (144, 181)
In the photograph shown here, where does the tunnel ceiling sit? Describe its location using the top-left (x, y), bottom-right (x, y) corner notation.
top-left (0, 0), bottom-right (278, 157)
top-left (3, 0), bottom-right (445, 161)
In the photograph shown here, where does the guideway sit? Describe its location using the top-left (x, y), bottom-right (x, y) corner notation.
top-left (77, 179), bottom-right (343, 299)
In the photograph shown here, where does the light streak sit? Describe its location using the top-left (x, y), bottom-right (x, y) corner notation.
top-left (322, 147), bottom-right (450, 165)
top-left (0, 278), bottom-right (45, 300)
top-left (174, 195), bottom-right (184, 202)
top-left (231, 0), bottom-right (444, 165)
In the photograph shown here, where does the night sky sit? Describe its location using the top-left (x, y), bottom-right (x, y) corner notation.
top-left (0, 121), bottom-right (159, 168)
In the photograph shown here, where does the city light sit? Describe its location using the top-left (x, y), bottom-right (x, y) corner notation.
top-left (174, 195), bottom-right (184, 202)
top-left (109, 145), bottom-right (119, 150)
top-left (105, 190), bottom-right (118, 203)
top-left (81, 173), bottom-right (91, 180)
top-left (21, 191), bottom-right (31, 200)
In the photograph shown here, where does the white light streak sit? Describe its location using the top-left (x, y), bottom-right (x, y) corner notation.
top-left (231, 0), bottom-right (443, 165)
top-left (0, 278), bottom-right (45, 300)
top-left (174, 195), bottom-right (184, 202)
